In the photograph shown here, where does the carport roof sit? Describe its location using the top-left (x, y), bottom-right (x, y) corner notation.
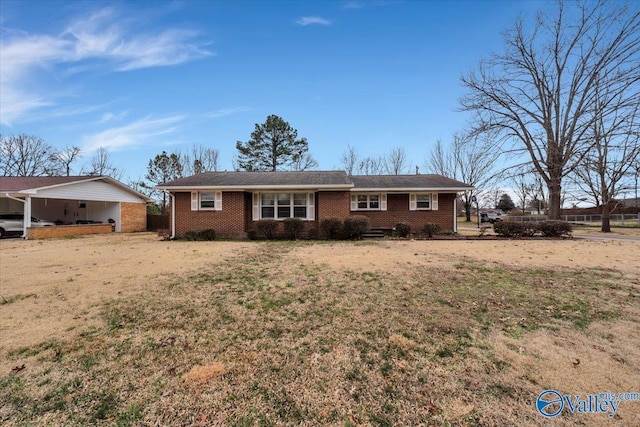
top-left (0, 176), bottom-right (90, 192)
top-left (0, 176), bottom-right (153, 202)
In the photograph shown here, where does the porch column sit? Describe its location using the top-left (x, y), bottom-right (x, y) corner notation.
top-left (23, 196), bottom-right (32, 239)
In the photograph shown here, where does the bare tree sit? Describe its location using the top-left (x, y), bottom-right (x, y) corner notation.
top-left (426, 134), bottom-right (499, 221)
top-left (356, 156), bottom-right (385, 175)
top-left (50, 146), bottom-right (82, 176)
top-left (181, 144), bottom-right (220, 175)
top-left (511, 169), bottom-right (536, 215)
top-left (384, 146), bottom-right (410, 175)
top-left (460, 1), bottom-right (640, 219)
top-left (0, 134), bottom-right (58, 176)
top-left (340, 145), bottom-right (359, 175)
top-left (572, 96), bottom-right (640, 231)
top-left (82, 147), bottom-right (123, 180)
top-left (291, 152), bottom-right (318, 171)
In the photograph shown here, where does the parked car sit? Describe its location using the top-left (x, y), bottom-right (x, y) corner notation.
top-left (0, 213), bottom-right (56, 238)
top-left (480, 213), bottom-right (503, 224)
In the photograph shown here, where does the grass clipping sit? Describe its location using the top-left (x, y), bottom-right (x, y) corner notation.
top-left (182, 363), bottom-right (225, 388)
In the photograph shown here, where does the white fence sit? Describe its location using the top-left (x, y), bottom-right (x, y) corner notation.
top-left (505, 214), bottom-right (639, 226)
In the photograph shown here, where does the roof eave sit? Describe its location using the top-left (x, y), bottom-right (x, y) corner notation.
top-left (157, 184), bottom-right (355, 191)
top-left (351, 187), bottom-right (474, 192)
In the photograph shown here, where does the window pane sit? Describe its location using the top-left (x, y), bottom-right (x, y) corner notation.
top-left (416, 194), bottom-right (430, 209)
top-left (262, 207), bottom-right (274, 218)
top-left (294, 207), bottom-right (307, 218)
top-left (278, 193), bottom-right (291, 205)
top-left (357, 195), bottom-right (367, 202)
top-left (200, 192), bottom-right (215, 208)
top-left (293, 193), bottom-right (306, 205)
top-left (369, 201), bottom-right (379, 209)
top-left (369, 195), bottom-right (379, 202)
top-left (278, 206), bottom-right (291, 218)
top-left (262, 193), bottom-right (275, 206)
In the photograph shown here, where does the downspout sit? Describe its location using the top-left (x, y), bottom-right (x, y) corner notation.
top-left (453, 193), bottom-right (457, 234)
top-left (4, 193), bottom-right (28, 239)
top-left (169, 191), bottom-right (176, 240)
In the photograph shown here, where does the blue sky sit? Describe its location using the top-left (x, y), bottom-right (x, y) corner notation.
top-left (0, 0), bottom-right (546, 183)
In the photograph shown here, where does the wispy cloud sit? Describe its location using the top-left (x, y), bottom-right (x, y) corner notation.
top-left (99, 111), bottom-right (128, 124)
top-left (82, 115), bottom-right (185, 152)
top-left (295, 16), bottom-right (333, 26)
top-left (343, 1), bottom-right (365, 9)
top-left (205, 106), bottom-right (251, 119)
top-left (0, 7), bottom-right (213, 126)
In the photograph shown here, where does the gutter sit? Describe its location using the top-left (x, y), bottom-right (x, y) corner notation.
top-left (169, 192), bottom-right (176, 240)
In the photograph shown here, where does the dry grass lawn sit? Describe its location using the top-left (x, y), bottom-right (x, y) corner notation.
top-left (1, 233), bottom-right (639, 426)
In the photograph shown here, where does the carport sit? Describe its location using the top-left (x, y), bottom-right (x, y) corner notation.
top-left (0, 176), bottom-right (152, 238)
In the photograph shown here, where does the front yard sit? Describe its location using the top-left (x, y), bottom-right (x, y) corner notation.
top-left (1, 234), bottom-right (638, 426)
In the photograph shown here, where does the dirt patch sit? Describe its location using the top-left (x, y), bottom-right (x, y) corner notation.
top-left (290, 239), bottom-right (640, 277)
top-left (0, 233), bottom-right (255, 351)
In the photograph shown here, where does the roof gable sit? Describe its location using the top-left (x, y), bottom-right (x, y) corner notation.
top-left (0, 176), bottom-right (152, 202)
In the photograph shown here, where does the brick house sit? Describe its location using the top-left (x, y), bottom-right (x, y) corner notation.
top-left (158, 171), bottom-right (472, 238)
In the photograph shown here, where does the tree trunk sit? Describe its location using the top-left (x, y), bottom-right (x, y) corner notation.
top-left (548, 182), bottom-right (562, 220)
top-left (601, 203), bottom-right (611, 232)
top-left (464, 199), bottom-right (472, 222)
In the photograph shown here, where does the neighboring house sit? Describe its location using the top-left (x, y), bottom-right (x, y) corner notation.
top-left (157, 171), bottom-right (472, 238)
top-left (0, 176), bottom-right (152, 238)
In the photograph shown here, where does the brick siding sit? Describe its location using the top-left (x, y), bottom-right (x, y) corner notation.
top-left (171, 191), bottom-right (457, 238)
top-left (120, 202), bottom-right (147, 232)
top-left (173, 191), bottom-right (247, 238)
top-left (28, 224), bottom-right (113, 239)
top-left (352, 193), bottom-right (456, 232)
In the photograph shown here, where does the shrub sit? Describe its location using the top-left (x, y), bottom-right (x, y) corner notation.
top-left (493, 221), bottom-right (527, 237)
top-left (539, 220), bottom-right (572, 237)
top-left (343, 216), bottom-right (370, 240)
top-left (307, 227), bottom-right (319, 240)
top-left (247, 229), bottom-right (258, 240)
top-left (522, 222), bottom-right (540, 237)
top-left (395, 222), bottom-right (411, 238)
top-left (422, 223), bottom-right (442, 238)
top-left (184, 231), bottom-right (200, 241)
top-left (198, 228), bottom-right (217, 241)
top-left (256, 219), bottom-right (279, 240)
top-left (283, 218), bottom-right (304, 240)
top-left (320, 217), bottom-right (343, 240)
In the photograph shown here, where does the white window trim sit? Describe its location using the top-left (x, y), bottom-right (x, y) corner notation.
top-left (409, 192), bottom-right (438, 211)
top-left (351, 193), bottom-right (385, 211)
top-left (191, 191), bottom-right (222, 211)
top-left (199, 192), bottom-right (217, 210)
top-left (257, 192), bottom-right (313, 220)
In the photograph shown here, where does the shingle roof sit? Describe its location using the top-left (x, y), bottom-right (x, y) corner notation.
top-left (159, 171), bottom-right (354, 189)
top-left (350, 174), bottom-right (473, 190)
top-left (0, 176), bottom-right (96, 192)
top-left (158, 171), bottom-right (473, 191)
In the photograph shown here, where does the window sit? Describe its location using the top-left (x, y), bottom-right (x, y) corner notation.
top-left (260, 193), bottom-right (308, 219)
top-left (416, 193), bottom-right (431, 209)
top-left (410, 193), bottom-right (437, 211)
top-left (261, 193), bottom-right (275, 218)
top-left (353, 194), bottom-right (381, 210)
top-left (191, 191), bottom-right (222, 211)
top-left (200, 192), bottom-right (216, 209)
